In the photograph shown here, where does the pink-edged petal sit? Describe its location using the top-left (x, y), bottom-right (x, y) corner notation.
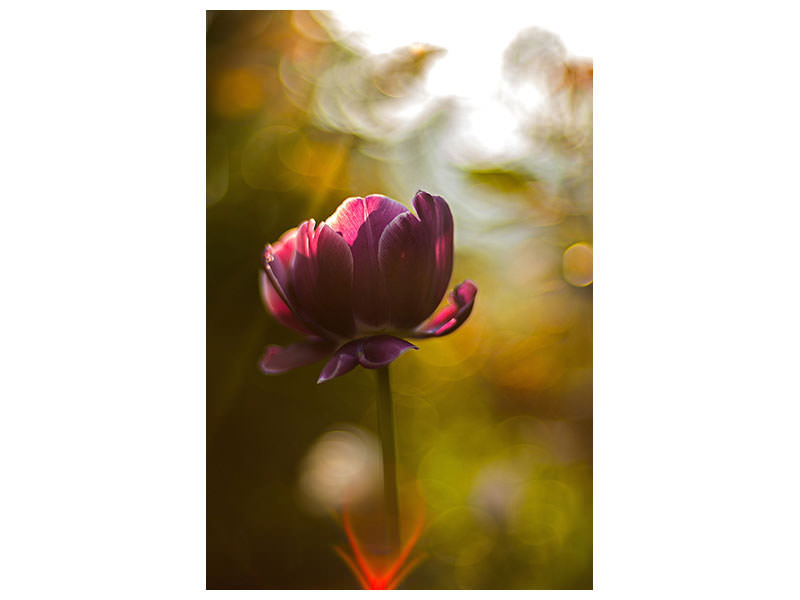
top-left (260, 339), bottom-right (334, 374)
top-left (290, 220), bottom-right (355, 339)
top-left (326, 195), bottom-right (408, 245)
top-left (260, 271), bottom-right (312, 336)
top-left (264, 228), bottom-right (299, 306)
top-left (270, 226), bottom-right (299, 265)
top-left (378, 191), bottom-right (454, 330)
top-left (326, 195), bottom-right (409, 327)
top-left (412, 280), bottom-right (477, 338)
top-left (318, 340), bottom-right (360, 383)
top-left (260, 228), bottom-right (312, 335)
top-left (358, 335), bottom-right (418, 368)
top-left (317, 335), bottom-right (418, 383)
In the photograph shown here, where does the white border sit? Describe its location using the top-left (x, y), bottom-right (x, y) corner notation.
top-left (3, 2), bottom-right (799, 597)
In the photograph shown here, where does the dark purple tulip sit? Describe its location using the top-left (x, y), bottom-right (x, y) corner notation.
top-left (260, 190), bottom-right (477, 383)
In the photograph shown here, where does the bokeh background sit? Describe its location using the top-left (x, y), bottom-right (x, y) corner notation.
top-left (207, 10), bottom-right (592, 589)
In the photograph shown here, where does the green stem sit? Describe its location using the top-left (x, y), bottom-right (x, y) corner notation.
top-left (376, 365), bottom-right (401, 551)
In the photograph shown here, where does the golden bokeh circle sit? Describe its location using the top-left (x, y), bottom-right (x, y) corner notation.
top-left (562, 242), bottom-right (593, 287)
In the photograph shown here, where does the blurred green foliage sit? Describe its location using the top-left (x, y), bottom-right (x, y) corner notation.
top-left (207, 10), bottom-right (592, 589)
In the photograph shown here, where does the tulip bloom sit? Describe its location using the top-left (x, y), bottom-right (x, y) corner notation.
top-left (260, 190), bottom-right (477, 382)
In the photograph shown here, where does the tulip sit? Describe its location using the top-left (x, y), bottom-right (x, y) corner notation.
top-left (259, 190), bottom-right (477, 383)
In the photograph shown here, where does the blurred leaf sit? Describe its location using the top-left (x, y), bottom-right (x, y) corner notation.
top-left (466, 167), bottom-right (535, 192)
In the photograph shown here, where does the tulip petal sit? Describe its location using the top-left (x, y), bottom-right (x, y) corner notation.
top-left (261, 229), bottom-right (313, 335)
top-left (358, 335), bottom-right (418, 369)
top-left (290, 220), bottom-right (356, 339)
top-left (412, 191), bottom-right (454, 311)
top-left (326, 195), bottom-right (408, 327)
top-left (412, 279), bottom-right (477, 338)
top-left (318, 340), bottom-right (360, 383)
top-left (317, 335), bottom-right (418, 383)
top-left (378, 191), bottom-right (454, 330)
top-left (326, 195), bottom-right (408, 246)
top-left (260, 339), bottom-right (333, 374)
